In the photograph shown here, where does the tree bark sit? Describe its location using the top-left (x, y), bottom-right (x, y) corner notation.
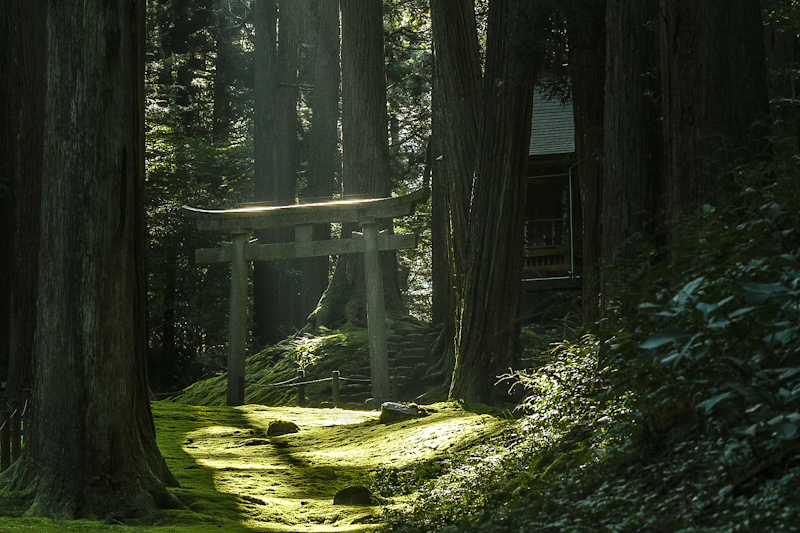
top-left (430, 0), bottom-right (482, 368)
top-left (4, 0), bottom-right (47, 412)
top-left (567, 0), bottom-right (605, 325)
top-left (301, 0), bottom-right (340, 321)
top-left (660, 0), bottom-right (769, 236)
top-left (449, 0), bottom-right (539, 404)
top-left (308, 0), bottom-right (405, 329)
top-left (602, 0), bottom-right (663, 300)
top-left (9, 0), bottom-right (180, 518)
top-left (212, 1), bottom-right (236, 143)
top-left (0, 2), bottom-right (8, 378)
top-left (252, 0), bottom-right (303, 345)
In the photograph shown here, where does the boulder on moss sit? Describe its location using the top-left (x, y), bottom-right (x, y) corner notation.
top-left (333, 485), bottom-right (375, 506)
top-left (267, 420), bottom-right (299, 436)
top-left (379, 402), bottom-right (425, 424)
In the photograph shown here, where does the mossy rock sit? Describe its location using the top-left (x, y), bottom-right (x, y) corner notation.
top-left (267, 420), bottom-right (299, 436)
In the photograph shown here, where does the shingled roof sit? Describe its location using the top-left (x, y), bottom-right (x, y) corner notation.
top-left (529, 90), bottom-right (575, 157)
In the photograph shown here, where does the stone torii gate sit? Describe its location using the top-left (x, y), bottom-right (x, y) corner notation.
top-left (183, 188), bottom-right (429, 406)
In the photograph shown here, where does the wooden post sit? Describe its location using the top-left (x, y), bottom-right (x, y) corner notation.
top-left (227, 231), bottom-right (249, 406)
top-left (361, 218), bottom-right (391, 403)
top-left (0, 407), bottom-right (9, 471)
top-left (9, 400), bottom-right (21, 461)
top-left (297, 369), bottom-right (306, 407)
top-left (332, 370), bottom-right (340, 406)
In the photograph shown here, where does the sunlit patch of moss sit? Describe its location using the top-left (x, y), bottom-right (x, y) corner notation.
top-left (166, 402), bottom-right (504, 532)
top-left (0, 401), bottom-right (496, 532)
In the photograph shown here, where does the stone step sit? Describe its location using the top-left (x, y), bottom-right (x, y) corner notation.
top-left (395, 355), bottom-right (426, 367)
top-left (340, 391), bottom-right (372, 402)
top-left (396, 347), bottom-right (430, 359)
top-left (339, 383), bottom-right (371, 394)
top-left (422, 371), bottom-right (445, 385)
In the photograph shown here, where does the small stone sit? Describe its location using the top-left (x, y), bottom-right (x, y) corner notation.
top-left (379, 402), bottom-right (424, 424)
top-left (333, 485), bottom-right (375, 506)
top-left (267, 420), bottom-right (299, 436)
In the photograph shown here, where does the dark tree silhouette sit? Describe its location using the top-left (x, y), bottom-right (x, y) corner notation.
top-left (8, 0), bottom-right (180, 518)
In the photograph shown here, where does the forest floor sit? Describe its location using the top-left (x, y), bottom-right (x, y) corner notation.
top-left (0, 401), bottom-right (505, 532)
top-left (155, 401), bottom-right (505, 532)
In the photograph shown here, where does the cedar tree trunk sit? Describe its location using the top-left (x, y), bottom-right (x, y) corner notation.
top-left (10, 0), bottom-right (180, 518)
top-left (567, 0), bottom-right (605, 325)
top-left (660, 0), bottom-right (769, 237)
top-left (4, 0), bottom-right (46, 405)
top-left (602, 0), bottom-right (663, 300)
top-left (301, 0), bottom-right (340, 319)
top-left (430, 0), bottom-right (482, 371)
top-left (308, 0), bottom-right (405, 329)
top-left (449, 0), bottom-right (539, 403)
top-left (252, 0), bottom-right (303, 345)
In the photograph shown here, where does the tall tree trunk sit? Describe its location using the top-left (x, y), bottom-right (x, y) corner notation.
top-left (567, 0), bottom-right (605, 326)
top-left (602, 0), bottom-right (663, 300)
top-left (5, 0), bottom-right (47, 413)
top-left (10, 0), bottom-right (180, 517)
top-left (158, 245), bottom-right (179, 393)
top-left (660, 0), bottom-right (769, 237)
top-left (0, 0), bottom-right (13, 385)
top-left (449, 0), bottom-right (540, 403)
top-left (252, 0), bottom-right (302, 345)
top-left (430, 0), bottom-right (482, 371)
top-left (308, 0), bottom-right (405, 329)
top-left (212, 0), bottom-right (236, 143)
top-left (253, 0), bottom-right (279, 345)
top-left (302, 0), bottom-right (340, 319)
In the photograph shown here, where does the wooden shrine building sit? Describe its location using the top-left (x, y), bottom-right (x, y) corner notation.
top-left (524, 87), bottom-right (582, 290)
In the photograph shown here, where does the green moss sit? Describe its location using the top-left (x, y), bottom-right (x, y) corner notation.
top-left (169, 325), bottom-right (403, 408)
top-left (0, 401), bottom-right (504, 532)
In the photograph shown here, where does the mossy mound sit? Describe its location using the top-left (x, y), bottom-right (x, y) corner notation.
top-left (170, 324), bottom-right (374, 407)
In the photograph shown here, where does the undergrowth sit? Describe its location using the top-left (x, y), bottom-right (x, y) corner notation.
top-left (378, 162), bottom-right (800, 531)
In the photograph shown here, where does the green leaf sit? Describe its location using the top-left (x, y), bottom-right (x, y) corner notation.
top-left (673, 276), bottom-right (705, 305)
top-left (727, 306), bottom-right (755, 319)
top-left (741, 423), bottom-right (759, 437)
top-left (777, 422), bottom-right (798, 439)
top-left (640, 329), bottom-right (689, 350)
top-left (739, 282), bottom-right (787, 303)
top-left (697, 392), bottom-right (732, 412)
top-left (778, 367), bottom-right (800, 381)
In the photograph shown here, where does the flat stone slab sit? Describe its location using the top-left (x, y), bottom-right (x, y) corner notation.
top-left (379, 402), bottom-right (426, 424)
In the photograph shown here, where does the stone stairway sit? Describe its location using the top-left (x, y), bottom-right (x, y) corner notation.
top-left (338, 323), bottom-right (439, 404)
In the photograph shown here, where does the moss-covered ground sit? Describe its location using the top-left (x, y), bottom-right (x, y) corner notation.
top-left (0, 401), bottom-right (505, 532)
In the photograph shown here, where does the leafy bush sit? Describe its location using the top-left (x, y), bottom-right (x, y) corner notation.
top-left (380, 162), bottom-right (800, 532)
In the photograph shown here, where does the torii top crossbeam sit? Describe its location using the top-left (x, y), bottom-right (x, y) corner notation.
top-left (182, 188), bottom-right (429, 232)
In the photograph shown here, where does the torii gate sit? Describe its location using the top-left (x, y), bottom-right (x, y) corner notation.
top-left (183, 188), bottom-right (429, 406)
